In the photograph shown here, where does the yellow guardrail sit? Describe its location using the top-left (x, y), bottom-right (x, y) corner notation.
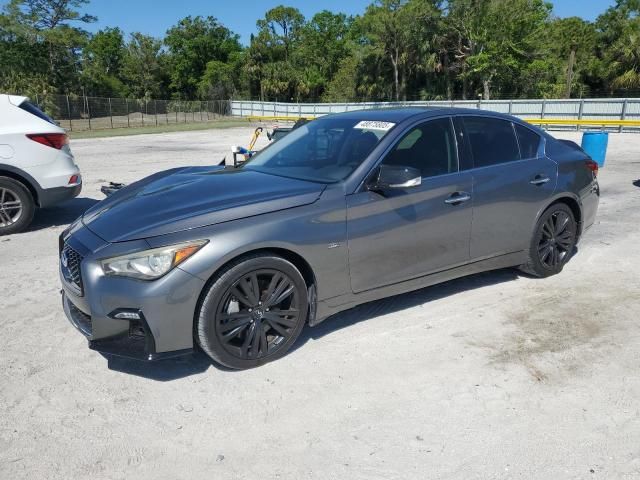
top-left (245, 115), bottom-right (640, 127)
top-left (246, 115), bottom-right (314, 122)
top-left (526, 118), bottom-right (640, 127)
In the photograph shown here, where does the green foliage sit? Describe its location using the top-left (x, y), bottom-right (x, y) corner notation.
top-left (164, 16), bottom-right (242, 99)
top-left (82, 27), bottom-right (126, 96)
top-left (2, 0), bottom-right (640, 102)
top-left (121, 32), bottom-right (164, 99)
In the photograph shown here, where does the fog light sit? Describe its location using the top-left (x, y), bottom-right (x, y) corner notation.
top-left (113, 311), bottom-right (141, 320)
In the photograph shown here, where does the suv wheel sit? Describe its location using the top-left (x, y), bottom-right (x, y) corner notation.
top-left (0, 177), bottom-right (35, 236)
top-left (520, 203), bottom-right (577, 278)
top-left (196, 254), bottom-right (308, 369)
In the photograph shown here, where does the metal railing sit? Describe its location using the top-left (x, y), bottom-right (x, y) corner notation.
top-left (231, 98), bottom-right (640, 131)
top-left (30, 94), bottom-right (232, 131)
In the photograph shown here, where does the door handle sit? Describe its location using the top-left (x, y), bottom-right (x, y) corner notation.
top-left (530, 175), bottom-right (551, 186)
top-left (445, 192), bottom-right (472, 205)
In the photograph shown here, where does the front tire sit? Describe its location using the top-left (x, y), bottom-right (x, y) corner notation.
top-left (0, 177), bottom-right (35, 236)
top-left (196, 254), bottom-right (308, 370)
top-left (520, 203), bottom-right (578, 278)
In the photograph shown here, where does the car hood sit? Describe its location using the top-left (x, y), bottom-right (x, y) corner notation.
top-left (82, 166), bottom-right (325, 242)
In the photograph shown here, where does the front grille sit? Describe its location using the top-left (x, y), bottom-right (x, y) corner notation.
top-left (62, 244), bottom-right (83, 293)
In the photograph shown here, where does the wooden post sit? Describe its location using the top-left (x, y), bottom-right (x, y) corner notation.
top-left (86, 96), bottom-right (92, 130)
top-left (66, 95), bottom-right (73, 131)
top-left (108, 97), bottom-right (113, 128)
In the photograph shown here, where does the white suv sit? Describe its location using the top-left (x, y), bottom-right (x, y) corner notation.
top-left (0, 94), bottom-right (81, 235)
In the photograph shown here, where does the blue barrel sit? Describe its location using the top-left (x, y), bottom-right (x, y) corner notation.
top-left (581, 132), bottom-right (609, 167)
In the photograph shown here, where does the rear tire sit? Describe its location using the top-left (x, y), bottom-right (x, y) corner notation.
top-left (0, 177), bottom-right (35, 236)
top-left (520, 203), bottom-right (577, 278)
top-left (196, 254), bottom-right (308, 370)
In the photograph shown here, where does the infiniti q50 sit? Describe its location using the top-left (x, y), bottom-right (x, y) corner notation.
top-left (59, 108), bottom-right (599, 369)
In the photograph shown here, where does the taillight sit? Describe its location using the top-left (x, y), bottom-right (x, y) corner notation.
top-left (585, 159), bottom-right (599, 176)
top-left (26, 133), bottom-right (68, 150)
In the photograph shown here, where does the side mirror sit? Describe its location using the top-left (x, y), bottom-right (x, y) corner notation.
top-left (370, 165), bottom-right (422, 190)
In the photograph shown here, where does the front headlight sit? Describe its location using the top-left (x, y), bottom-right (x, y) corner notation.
top-left (101, 240), bottom-right (208, 280)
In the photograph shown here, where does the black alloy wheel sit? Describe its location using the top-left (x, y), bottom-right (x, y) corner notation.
top-left (537, 210), bottom-right (575, 269)
top-left (216, 269), bottom-right (301, 360)
top-left (197, 254), bottom-right (308, 369)
top-left (521, 203), bottom-right (577, 278)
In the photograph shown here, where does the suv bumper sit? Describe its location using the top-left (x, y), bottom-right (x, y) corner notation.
top-left (40, 182), bottom-right (82, 208)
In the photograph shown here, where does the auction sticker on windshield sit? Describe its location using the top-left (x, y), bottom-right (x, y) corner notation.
top-left (354, 121), bottom-right (396, 131)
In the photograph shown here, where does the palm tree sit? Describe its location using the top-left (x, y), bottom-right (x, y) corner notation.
top-left (610, 21), bottom-right (640, 89)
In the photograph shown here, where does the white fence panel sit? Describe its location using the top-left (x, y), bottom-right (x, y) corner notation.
top-left (230, 99), bottom-right (640, 127)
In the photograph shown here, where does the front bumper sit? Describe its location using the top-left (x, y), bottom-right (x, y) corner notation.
top-left (59, 227), bottom-right (205, 361)
top-left (62, 291), bottom-right (192, 361)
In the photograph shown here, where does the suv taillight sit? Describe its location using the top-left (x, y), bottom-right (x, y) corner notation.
top-left (26, 133), bottom-right (68, 150)
top-left (585, 159), bottom-right (599, 177)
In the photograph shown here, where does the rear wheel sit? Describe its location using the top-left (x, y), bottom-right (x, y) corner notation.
top-left (196, 254), bottom-right (308, 369)
top-left (0, 177), bottom-right (35, 236)
top-left (520, 203), bottom-right (577, 278)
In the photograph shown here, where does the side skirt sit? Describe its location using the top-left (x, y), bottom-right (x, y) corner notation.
top-left (310, 251), bottom-right (526, 327)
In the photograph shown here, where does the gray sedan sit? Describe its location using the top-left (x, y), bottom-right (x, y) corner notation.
top-left (60, 108), bottom-right (600, 369)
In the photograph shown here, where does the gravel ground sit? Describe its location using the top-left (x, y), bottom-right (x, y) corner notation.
top-left (1, 127), bottom-right (639, 480)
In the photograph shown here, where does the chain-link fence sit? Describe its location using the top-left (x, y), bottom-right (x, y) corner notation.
top-left (28, 94), bottom-right (232, 131)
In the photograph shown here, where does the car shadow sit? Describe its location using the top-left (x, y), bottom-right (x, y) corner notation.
top-left (104, 351), bottom-right (214, 381)
top-left (292, 267), bottom-right (520, 352)
top-left (105, 267), bottom-right (520, 381)
top-left (28, 197), bottom-right (99, 231)
top-left (633, 179), bottom-right (640, 188)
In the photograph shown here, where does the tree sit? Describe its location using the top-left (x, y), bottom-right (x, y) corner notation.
top-left (448, 0), bottom-right (550, 99)
top-left (541, 18), bottom-right (599, 98)
top-left (256, 6), bottom-right (305, 62)
top-left (248, 6), bottom-right (305, 101)
top-left (359, 0), bottom-right (441, 101)
top-left (597, 1), bottom-right (640, 91)
top-left (82, 27), bottom-right (126, 96)
top-left (198, 51), bottom-right (245, 99)
top-left (121, 32), bottom-right (164, 99)
top-left (2, 0), bottom-right (95, 92)
top-left (165, 16), bottom-right (242, 99)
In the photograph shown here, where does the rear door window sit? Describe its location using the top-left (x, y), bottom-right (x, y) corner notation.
top-left (463, 117), bottom-right (520, 168)
top-left (515, 124), bottom-right (541, 159)
top-left (19, 101), bottom-right (56, 125)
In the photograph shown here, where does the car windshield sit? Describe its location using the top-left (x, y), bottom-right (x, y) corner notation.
top-left (242, 117), bottom-right (396, 183)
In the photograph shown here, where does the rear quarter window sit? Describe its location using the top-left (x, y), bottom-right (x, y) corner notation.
top-left (19, 101), bottom-right (56, 125)
top-left (515, 124), bottom-right (541, 159)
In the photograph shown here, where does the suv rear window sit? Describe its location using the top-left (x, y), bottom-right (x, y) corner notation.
top-left (19, 101), bottom-right (56, 125)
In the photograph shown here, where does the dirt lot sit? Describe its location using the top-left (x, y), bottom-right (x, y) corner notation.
top-left (1, 127), bottom-right (639, 480)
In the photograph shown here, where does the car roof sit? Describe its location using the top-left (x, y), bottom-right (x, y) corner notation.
top-left (319, 106), bottom-right (519, 124)
top-left (0, 94), bottom-right (27, 105)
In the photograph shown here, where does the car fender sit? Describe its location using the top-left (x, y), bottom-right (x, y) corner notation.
top-left (0, 163), bottom-right (42, 205)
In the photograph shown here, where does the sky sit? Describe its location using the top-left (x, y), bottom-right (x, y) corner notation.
top-left (1, 0), bottom-right (619, 43)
